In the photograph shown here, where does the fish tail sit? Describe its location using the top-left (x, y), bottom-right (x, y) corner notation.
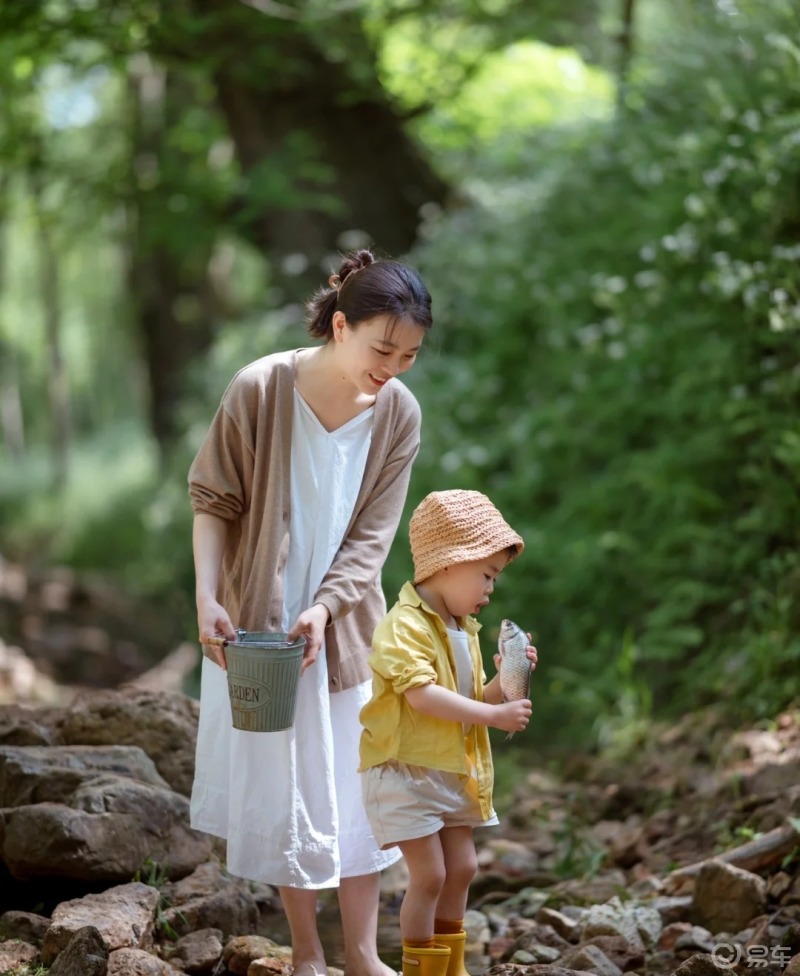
top-left (504, 731), bottom-right (514, 742)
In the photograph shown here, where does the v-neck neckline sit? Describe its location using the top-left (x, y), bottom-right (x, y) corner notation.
top-left (293, 386), bottom-right (374, 436)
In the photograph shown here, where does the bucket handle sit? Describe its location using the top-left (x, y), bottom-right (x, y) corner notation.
top-left (205, 628), bottom-right (246, 648)
top-left (206, 630), bottom-right (299, 649)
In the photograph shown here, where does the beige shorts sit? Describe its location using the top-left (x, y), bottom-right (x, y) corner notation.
top-left (361, 759), bottom-right (498, 849)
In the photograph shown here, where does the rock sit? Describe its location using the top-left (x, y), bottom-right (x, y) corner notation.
top-left (486, 966), bottom-right (597, 976)
top-left (784, 873), bottom-right (800, 905)
top-left (672, 926), bottom-right (715, 953)
top-left (648, 896), bottom-right (692, 924)
top-left (0, 908), bottom-right (51, 943)
top-left (579, 897), bottom-right (662, 952)
top-left (3, 802), bottom-right (150, 881)
top-left (741, 750), bottom-right (800, 796)
top-left (249, 957), bottom-right (294, 976)
top-left (223, 934), bottom-right (293, 975)
top-left (0, 703), bottom-right (61, 745)
top-left (511, 945), bottom-right (562, 963)
top-left (47, 924), bottom-right (109, 976)
top-left (784, 953), bottom-right (800, 976)
top-left (41, 881), bottom-right (159, 964)
top-left (169, 926), bottom-right (225, 974)
top-left (558, 944), bottom-right (623, 976)
top-left (569, 934), bottom-right (645, 971)
top-left (480, 837), bottom-right (542, 874)
top-left (691, 860), bottom-right (767, 933)
top-left (0, 937), bottom-right (41, 972)
top-left (504, 923), bottom-right (572, 959)
top-left (60, 689), bottom-right (200, 797)
top-left (0, 743), bottom-right (167, 804)
top-left (536, 906), bottom-right (579, 941)
top-left (464, 908), bottom-right (490, 969)
top-left (672, 952), bottom-right (725, 976)
top-left (69, 774), bottom-right (213, 876)
top-left (657, 922), bottom-right (693, 952)
top-left (160, 862), bottom-right (262, 939)
top-left (608, 820), bottom-right (651, 869)
top-left (768, 870), bottom-right (793, 900)
top-left (107, 946), bottom-right (185, 974)
top-left (547, 874), bottom-right (631, 907)
top-left (0, 742), bottom-right (212, 882)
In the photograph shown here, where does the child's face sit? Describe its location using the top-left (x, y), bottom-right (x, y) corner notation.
top-left (435, 552), bottom-right (510, 619)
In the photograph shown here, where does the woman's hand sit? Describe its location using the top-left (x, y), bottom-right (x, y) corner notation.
top-left (197, 598), bottom-right (236, 669)
top-left (288, 603), bottom-right (331, 672)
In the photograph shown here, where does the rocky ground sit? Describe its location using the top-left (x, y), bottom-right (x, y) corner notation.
top-left (0, 556), bottom-right (799, 976)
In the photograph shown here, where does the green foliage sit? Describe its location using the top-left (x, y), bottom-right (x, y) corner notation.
top-left (2, 0), bottom-right (799, 758)
top-left (400, 0), bottom-right (800, 747)
top-left (382, 35), bottom-right (613, 172)
top-left (716, 821), bottom-right (759, 851)
top-left (550, 822), bottom-right (607, 879)
top-left (134, 856), bottom-right (170, 888)
top-left (133, 857), bottom-right (185, 942)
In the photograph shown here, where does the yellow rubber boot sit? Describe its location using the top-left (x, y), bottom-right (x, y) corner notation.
top-left (401, 943), bottom-right (452, 976)
top-left (432, 931), bottom-right (470, 976)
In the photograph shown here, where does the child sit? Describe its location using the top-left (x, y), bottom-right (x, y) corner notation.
top-left (359, 489), bottom-right (537, 976)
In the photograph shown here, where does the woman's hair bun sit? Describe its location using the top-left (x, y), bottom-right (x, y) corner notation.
top-left (337, 248), bottom-right (375, 288)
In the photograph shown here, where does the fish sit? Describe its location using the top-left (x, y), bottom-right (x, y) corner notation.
top-left (497, 618), bottom-right (530, 740)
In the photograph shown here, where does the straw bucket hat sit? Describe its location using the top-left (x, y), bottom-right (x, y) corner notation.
top-left (409, 489), bottom-right (524, 584)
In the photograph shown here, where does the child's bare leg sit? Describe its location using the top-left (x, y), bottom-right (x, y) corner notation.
top-left (398, 834), bottom-right (446, 941)
top-left (279, 886), bottom-right (327, 975)
top-left (435, 826), bottom-right (477, 921)
top-left (338, 872), bottom-right (396, 976)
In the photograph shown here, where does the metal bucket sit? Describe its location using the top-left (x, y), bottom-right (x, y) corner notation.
top-left (209, 630), bottom-right (305, 733)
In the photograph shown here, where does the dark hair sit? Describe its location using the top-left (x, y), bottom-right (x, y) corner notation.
top-left (305, 248), bottom-right (432, 340)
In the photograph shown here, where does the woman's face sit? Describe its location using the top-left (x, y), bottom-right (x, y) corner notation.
top-left (332, 313), bottom-right (426, 395)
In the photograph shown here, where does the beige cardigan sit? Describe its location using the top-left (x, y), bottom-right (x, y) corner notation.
top-left (188, 348), bottom-right (421, 692)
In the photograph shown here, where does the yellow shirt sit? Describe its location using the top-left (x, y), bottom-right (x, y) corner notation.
top-left (358, 581), bottom-right (495, 819)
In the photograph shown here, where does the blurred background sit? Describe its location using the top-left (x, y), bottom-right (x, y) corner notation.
top-left (0, 0), bottom-right (798, 756)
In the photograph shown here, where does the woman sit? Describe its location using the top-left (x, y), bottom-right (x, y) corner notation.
top-left (188, 248), bottom-right (433, 976)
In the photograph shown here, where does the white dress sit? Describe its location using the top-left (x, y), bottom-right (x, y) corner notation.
top-left (191, 389), bottom-right (402, 888)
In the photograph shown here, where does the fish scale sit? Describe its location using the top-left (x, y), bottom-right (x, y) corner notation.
top-left (497, 618), bottom-right (530, 740)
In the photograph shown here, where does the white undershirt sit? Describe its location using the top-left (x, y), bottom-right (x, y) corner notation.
top-left (447, 627), bottom-right (474, 699)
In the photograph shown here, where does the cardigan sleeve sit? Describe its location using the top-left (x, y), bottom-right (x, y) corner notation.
top-left (187, 369), bottom-right (258, 521)
top-left (313, 384), bottom-right (421, 622)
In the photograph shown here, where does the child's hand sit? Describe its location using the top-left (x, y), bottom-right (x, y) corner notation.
top-left (493, 698), bottom-right (532, 735)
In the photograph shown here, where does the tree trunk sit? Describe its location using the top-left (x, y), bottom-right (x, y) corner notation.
top-left (28, 162), bottom-right (70, 489)
top-left (0, 343), bottom-right (26, 459)
top-left (125, 57), bottom-right (217, 452)
top-left (617, 0), bottom-right (637, 110)
top-left (0, 174), bottom-right (26, 458)
top-left (189, 0), bottom-right (449, 272)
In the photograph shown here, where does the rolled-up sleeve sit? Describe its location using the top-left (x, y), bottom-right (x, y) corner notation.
top-left (370, 613), bottom-right (438, 694)
top-left (188, 378), bottom-right (255, 521)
